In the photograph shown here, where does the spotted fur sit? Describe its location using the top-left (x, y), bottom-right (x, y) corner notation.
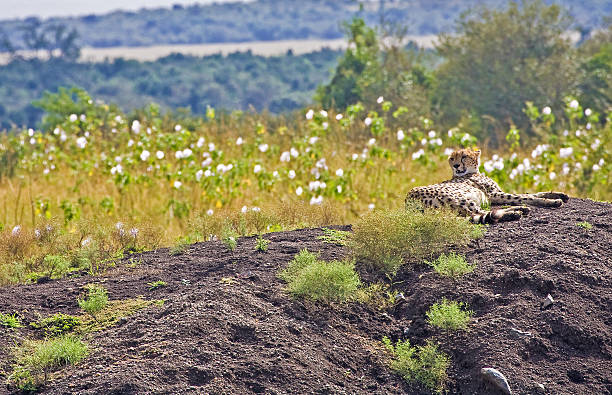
top-left (406, 148), bottom-right (569, 224)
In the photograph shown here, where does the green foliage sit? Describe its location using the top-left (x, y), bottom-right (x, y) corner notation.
top-left (221, 224), bottom-right (239, 252)
top-left (427, 253), bottom-right (475, 280)
top-left (30, 313), bottom-right (80, 337)
top-left (170, 236), bottom-right (192, 256)
top-left (278, 249), bottom-right (360, 303)
top-left (254, 235), bottom-right (270, 252)
top-left (350, 204), bottom-right (483, 274)
top-left (0, 312), bottom-right (22, 328)
top-left (576, 221), bottom-right (593, 230)
top-left (317, 227), bottom-right (351, 246)
top-left (426, 298), bottom-right (473, 331)
top-left (382, 337), bottom-right (450, 393)
top-left (41, 254), bottom-right (71, 279)
top-left (9, 335), bottom-right (88, 391)
top-left (147, 280), bottom-right (167, 290)
top-left (434, 0), bottom-right (576, 140)
top-left (77, 284), bottom-right (108, 316)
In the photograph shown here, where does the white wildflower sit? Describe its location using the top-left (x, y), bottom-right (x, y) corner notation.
top-left (310, 195), bottom-right (323, 205)
top-left (306, 109), bottom-right (314, 120)
top-left (208, 143), bottom-right (215, 151)
top-left (258, 143), bottom-right (269, 153)
top-left (352, 153), bottom-right (359, 161)
top-left (592, 164), bottom-right (601, 171)
top-left (377, 96), bottom-right (384, 104)
top-left (207, 209), bottom-right (214, 216)
top-left (320, 110), bottom-right (328, 117)
top-left (131, 120), bottom-right (141, 134)
top-left (280, 151), bottom-right (291, 162)
top-left (335, 168), bottom-right (344, 177)
top-left (336, 114), bottom-right (343, 120)
top-left (140, 150), bottom-right (150, 161)
top-left (156, 151), bottom-right (164, 160)
top-left (11, 225), bottom-right (21, 236)
top-left (397, 129), bottom-right (405, 141)
top-left (288, 170), bottom-right (296, 179)
top-left (559, 147), bottom-right (573, 158)
top-left (196, 137), bottom-right (205, 148)
top-left (412, 149), bottom-right (425, 160)
top-left (174, 124), bottom-right (182, 132)
top-left (76, 136), bottom-right (87, 149)
top-left (569, 99), bottom-right (579, 109)
top-left (309, 136), bottom-right (319, 145)
top-left (290, 147), bottom-right (299, 158)
top-left (196, 169), bottom-right (203, 181)
top-left (69, 114), bottom-right (78, 122)
top-left (368, 138), bottom-right (376, 146)
top-left (336, 185), bottom-right (342, 193)
top-left (368, 203), bottom-right (375, 210)
top-left (549, 172), bottom-right (556, 180)
top-left (585, 108), bottom-right (592, 116)
top-left (173, 181), bottom-right (182, 189)
top-left (295, 186), bottom-right (303, 196)
top-left (254, 164), bottom-right (262, 174)
top-left (364, 117), bottom-right (372, 126)
top-left (182, 148), bottom-right (193, 158)
top-left (542, 106), bottom-right (551, 115)
top-left (236, 137), bottom-right (243, 145)
top-left (428, 130), bottom-right (436, 138)
top-left (201, 158), bottom-right (212, 167)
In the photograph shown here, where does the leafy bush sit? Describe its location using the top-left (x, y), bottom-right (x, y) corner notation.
top-left (351, 204), bottom-right (483, 274)
top-left (427, 253), bottom-right (475, 280)
top-left (77, 284), bottom-right (108, 316)
top-left (30, 313), bottom-right (80, 337)
top-left (382, 337), bottom-right (450, 393)
top-left (147, 280), bottom-right (167, 290)
top-left (279, 249), bottom-right (360, 303)
top-left (9, 335), bottom-right (88, 390)
top-left (426, 298), bottom-right (473, 331)
top-left (317, 227), bottom-right (351, 246)
top-left (254, 236), bottom-right (270, 252)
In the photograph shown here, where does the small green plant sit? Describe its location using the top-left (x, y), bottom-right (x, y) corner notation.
top-left (427, 253), bottom-right (475, 280)
top-left (0, 312), bottom-right (23, 328)
top-left (9, 335), bottom-right (88, 390)
top-left (382, 337), bottom-right (449, 393)
top-left (30, 313), bottom-right (80, 337)
top-left (41, 254), bottom-right (72, 279)
top-left (576, 221), bottom-right (593, 230)
top-left (426, 299), bottom-right (473, 331)
top-left (317, 227), bottom-right (351, 246)
top-left (279, 250), bottom-right (360, 303)
top-left (221, 225), bottom-right (239, 251)
top-left (170, 235), bottom-right (193, 255)
top-left (77, 284), bottom-right (108, 318)
top-left (353, 283), bottom-right (397, 310)
top-left (254, 235), bottom-right (270, 252)
top-left (147, 280), bottom-right (167, 290)
top-left (351, 204), bottom-right (484, 274)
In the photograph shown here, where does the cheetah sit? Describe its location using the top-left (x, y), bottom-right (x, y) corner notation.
top-left (406, 148), bottom-right (569, 224)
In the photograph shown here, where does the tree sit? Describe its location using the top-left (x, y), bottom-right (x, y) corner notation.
top-left (316, 17), bottom-right (432, 115)
top-left (433, 0), bottom-right (577, 141)
top-left (576, 20), bottom-right (612, 113)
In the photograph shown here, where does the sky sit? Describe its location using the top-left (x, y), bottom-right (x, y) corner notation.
top-left (0, 0), bottom-right (249, 20)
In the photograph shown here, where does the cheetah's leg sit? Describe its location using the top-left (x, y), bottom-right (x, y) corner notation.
top-left (488, 192), bottom-right (563, 207)
top-left (530, 191), bottom-right (569, 202)
top-left (469, 206), bottom-right (530, 224)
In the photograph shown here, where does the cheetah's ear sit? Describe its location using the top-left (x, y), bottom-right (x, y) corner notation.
top-left (473, 148), bottom-right (482, 157)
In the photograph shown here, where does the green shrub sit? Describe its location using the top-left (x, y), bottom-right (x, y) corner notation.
top-left (350, 203), bottom-right (483, 274)
top-left (41, 255), bottom-right (72, 279)
top-left (0, 312), bottom-right (22, 328)
top-left (426, 298), bottom-right (473, 331)
top-left (77, 284), bottom-right (108, 316)
top-left (382, 337), bottom-right (450, 393)
top-left (9, 335), bottom-right (88, 390)
top-left (30, 313), bottom-right (80, 337)
top-left (279, 249), bottom-right (360, 303)
top-left (576, 221), bottom-right (593, 230)
top-left (254, 235), bottom-right (270, 252)
top-left (427, 253), bottom-right (475, 280)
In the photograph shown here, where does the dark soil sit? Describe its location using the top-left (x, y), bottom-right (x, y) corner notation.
top-left (1, 198), bottom-right (611, 394)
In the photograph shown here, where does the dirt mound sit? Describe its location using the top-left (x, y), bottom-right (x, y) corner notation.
top-left (1, 198), bottom-right (611, 394)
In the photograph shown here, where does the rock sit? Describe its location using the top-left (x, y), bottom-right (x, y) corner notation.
top-left (481, 367), bottom-right (512, 394)
top-left (541, 294), bottom-right (554, 310)
top-left (509, 327), bottom-right (533, 338)
top-left (534, 382), bottom-right (546, 393)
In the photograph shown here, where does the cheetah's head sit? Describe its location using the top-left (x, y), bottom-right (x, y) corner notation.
top-left (448, 148), bottom-right (481, 177)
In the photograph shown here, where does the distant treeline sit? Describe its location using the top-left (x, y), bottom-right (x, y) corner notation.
top-left (0, 0), bottom-right (610, 49)
top-left (0, 49), bottom-right (341, 129)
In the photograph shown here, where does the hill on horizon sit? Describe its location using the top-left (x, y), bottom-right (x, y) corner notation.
top-left (0, 0), bottom-right (610, 49)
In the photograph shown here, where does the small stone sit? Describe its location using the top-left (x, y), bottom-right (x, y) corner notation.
top-left (481, 367), bottom-right (512, 395)
top-left (541, 294), bottom-right (554, 310)
top-left (534, 383), bottom-right (546, 393)
top-left (509, 327), bottom-right (533, 338)
top-left (117, 317), bottom-right (128, 326)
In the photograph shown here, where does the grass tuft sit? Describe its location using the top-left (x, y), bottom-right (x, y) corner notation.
top-left (9, 335), bottom-right (88, 391)
top-left (426, 298), bottom-right (473, 331)
top-left (0, 312), bottom-right (23, 328)
top-left (576, 221), bottom-right (593, 230)
top-left (350, 203), bottom-right (483, 274)
top-left (77, 284), bottom-right (108, 317)
top-left (427, 253), bottom-right (475, 280)
top-left (254, 235), bottom-right (270, 252)
top-left (279, 249), bottom-right (360, 303)
top-left (382, 337), bottom-right (450, 393)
